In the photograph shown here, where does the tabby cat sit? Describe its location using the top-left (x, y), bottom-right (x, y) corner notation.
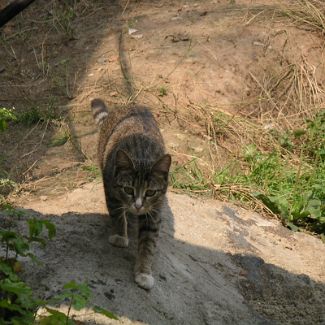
top-left (91, 98), bottom-right (171, 290)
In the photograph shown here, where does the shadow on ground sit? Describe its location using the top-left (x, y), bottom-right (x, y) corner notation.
top-left (2, 194), bottom-right (324, 325)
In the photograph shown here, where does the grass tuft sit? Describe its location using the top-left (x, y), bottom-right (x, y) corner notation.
top-left (17, 106), bottom-right (58, 126)
top-left (49, 131), bottom-right (69, 147)
top-left (171, 110), bottom-right (325, 234)
top-left (82, 164), bottom-right (101, 180)
top-left (279, 0), bottom-right (325, 35)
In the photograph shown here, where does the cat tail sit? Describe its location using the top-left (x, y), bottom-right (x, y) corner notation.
top-left (91, 98), bottom-right (109, 126)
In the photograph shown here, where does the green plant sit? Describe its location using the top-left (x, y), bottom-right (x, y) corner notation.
top-left (82, 164), bottom-right (101, 180)
top-left (39, 281), bottom-right (117, 324)
top-left (171, 159), bottom-right (210, 192)
top-left (0, 206), bottom-right (117, 324)
top-left (0, 179), bottom-right (16, 196)
top-left (52, 3), bottom-right (77, 39)
top-left (42, 281), bottom-right (91, 324)
top-left (0, 261), bottom-right (40, 325)
top-left (304, 110), bottom-right (325, 160)
top-left (0, 108), bottom-right (17, 131)
top-left (214, 142), bottom-right (324, 233)
top-left (171, 111), bottom-right (325, 234)
top-left (18, 107), bottom-right (43, 126)
top-left (158, 86), bottom-right (167, 97)
top-left (17, 106), bottom-right (58, 126)
top-left (49, 132), bottom-right (69, 147)
top-left (0, 209), bottom-right (57, 324)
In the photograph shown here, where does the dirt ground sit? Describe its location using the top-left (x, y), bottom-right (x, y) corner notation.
top-left (12, 183), bottom-right (325, 324)
top-left (1, 0), bottom-right (325, 324)
top-left (2, 0), bottom-right (325, 184)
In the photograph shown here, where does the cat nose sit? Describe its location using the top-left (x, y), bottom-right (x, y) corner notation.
top-left (135, 198), bottom-right (142, 209)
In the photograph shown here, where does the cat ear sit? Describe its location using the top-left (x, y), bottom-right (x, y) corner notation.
top-left (115, 150), bottom-right (134, 171)
top-left (152, 154), bottom-right (171, 175)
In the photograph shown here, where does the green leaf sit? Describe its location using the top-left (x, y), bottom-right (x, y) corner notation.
top-left (293, 128), bottom-right (306, 138)
top-left (0, 107), bottom-right (17, 132)
top-left (0, 229), bottom-right (31, 257)
top-left (11, 316), bottom-right (35, 325)
top-left (28, 218), bottom-right (56, 244)
top-left (29, 236), bottom-right (47, 247)
top-left (243, 144), bottom-right (259, 162)
top-left (0, 259), bottom-right (15, 276)
top-left (63, 281), bottom-right (90, 298)
top-left (72, 295), bottom-right (87, 310)
top-left (0, 260), bottom-right (20, 282)
top-left (48, 134), bottom-right (69, 147)
top-left (52, 281), bottom-right (91, 312)
top-left (11, 236), bottom-right (30, 255)
top-left (306, 199), bottom-right (322, 219)
top-left (0, 230), bottom-right (18, 242)
top-left (292, 209), bottom-right (309, 219)
top-left (252, 192), bottom-right (281, 214)
top-left (0, 278), bottom-right (32, 296)
top-left (39, 307), bottom-right (74, 325)
top-left (93, 305), bottom-right (118, 320)
top-left (285, 221), bottom-right (299, 232)
top-left (28, 218), bottom-right (44, 238)
top-left (0, 299), bottom-right (25, 313)
top-left (0, 119), bottom-right (7, 131)
top-left (43, 221), bottom-right (56, 239)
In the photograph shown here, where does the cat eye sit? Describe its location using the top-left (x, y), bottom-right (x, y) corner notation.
top-left (146, 189), bottom-right (156, 197)
top-left (124, 187), bottom-right (134, 195)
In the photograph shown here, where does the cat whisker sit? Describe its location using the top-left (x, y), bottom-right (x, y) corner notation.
top-left (110, 206), bottom-right (126, 213)
top-left (147, 211), bottom-right (156, 223)
top-left (149, 208), bottom-right (159, 216)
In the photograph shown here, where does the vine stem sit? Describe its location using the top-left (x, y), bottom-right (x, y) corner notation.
top-left (66, 298), bottom-right (73, 325)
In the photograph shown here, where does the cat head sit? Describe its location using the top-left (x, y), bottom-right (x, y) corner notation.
top-left (113, 150), bottom-right (171, 216)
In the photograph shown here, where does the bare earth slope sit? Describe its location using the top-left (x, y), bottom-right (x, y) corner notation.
top-left (17, 183), bottom-right (325, 324)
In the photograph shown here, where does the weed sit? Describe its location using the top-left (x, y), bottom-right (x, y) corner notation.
top-left (158, 87), bottom-right (168, 97)
top-left (17, 106), bottom-right (58, 126)
top-left (82, 164), bottom-right (101, 180)
top-left (0, 108), bottom-right (17, 132)
top-left (0, 179), bottom-right (16, 196)
top-left (0, 206), bottom-right (117, 324)
top-left (0, 209), bottom-right (56, 323)
top-left (171, 160), bottom-right (211, 193)
top-left (171, 110), bottom-right (325, 234)
top-left (51, 2), bottom-right (77, 39)
top-left (17, 107), bottom-right (43, 126)
top-left (49, 132), bottom-right (69, 147)
top-left (39, 281), bottom-right (118, 323)
top-left (216, 149), bottom-right (324, 233)
top-left (280, 0), bottom-right (325, 35)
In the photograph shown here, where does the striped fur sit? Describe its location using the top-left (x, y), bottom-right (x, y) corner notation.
top-left (91, 98), bottom-right (109, 126)
top-left (91, 98), bottom-right (171, 290)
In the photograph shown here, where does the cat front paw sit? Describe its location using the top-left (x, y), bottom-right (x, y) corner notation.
top-left (109, 234), bottom-right (129, 248)
top-left (135, 273), bottom-right (155, 290)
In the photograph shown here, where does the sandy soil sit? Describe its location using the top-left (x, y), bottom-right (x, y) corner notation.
top-left (1, 0), bottom-right (325, 181)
